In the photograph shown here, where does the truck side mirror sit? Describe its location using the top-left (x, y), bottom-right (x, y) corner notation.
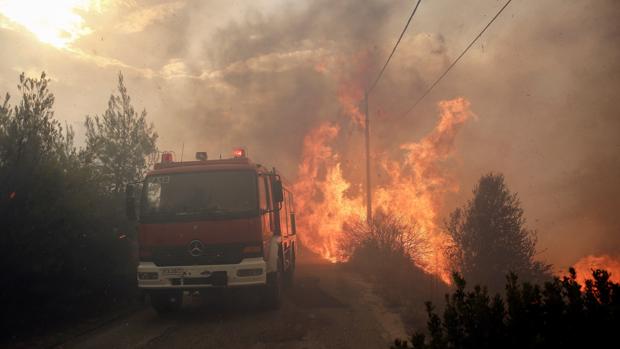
top-left (273, 179), bottom-right (284, 203)
top-left (126, 184), bottom-right (137, 221)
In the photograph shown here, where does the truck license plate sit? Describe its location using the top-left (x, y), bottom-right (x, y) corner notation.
top-left (161, 267), bottom-right (184, 276)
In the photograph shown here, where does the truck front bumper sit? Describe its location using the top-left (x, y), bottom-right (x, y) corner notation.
top-left (137, 257), bottom-right (267, 289)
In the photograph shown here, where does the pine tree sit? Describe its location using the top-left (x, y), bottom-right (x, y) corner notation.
top-left (446, 173), bottom-right (551, 291)
top-left (1, 73), bottom-right (145, 334)
top-left (0, 72), bottom-right (85, 274)
top-left (85, 72), bottom-right (157, 193)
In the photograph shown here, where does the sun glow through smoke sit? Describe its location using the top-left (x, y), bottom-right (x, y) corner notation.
top-left (0, 0), bottom-right (101, 48)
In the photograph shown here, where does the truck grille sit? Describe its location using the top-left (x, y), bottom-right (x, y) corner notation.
top-left (152, 243), bottom-right (245, 266)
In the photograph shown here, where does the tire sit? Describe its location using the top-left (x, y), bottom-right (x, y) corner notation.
top-left (264, 257), bottom-right (283, 309)
top-left (151, 290), bottom-right (183, 315)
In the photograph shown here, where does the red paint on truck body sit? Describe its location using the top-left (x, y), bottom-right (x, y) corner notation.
top-left (139, 216), bottom-right (262, 248)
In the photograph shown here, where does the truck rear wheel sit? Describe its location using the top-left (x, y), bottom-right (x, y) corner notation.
top-left (264, 258), bottom-right (283, 309)
top-left (151, 290), bottom-right (183, 315)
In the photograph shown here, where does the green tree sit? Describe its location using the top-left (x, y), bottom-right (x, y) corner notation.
top-left (446, 173), bottom-right (550, 292)
top-left (393, 269), bottom-right (620, 349)
top-left (1, 73), bottom-right (77, 255)
top-left (1, 73), bottom-right (140, 338)
top-left (0, 73), bottom-right (74, 170)
top-left (85, 72), bottom-right (157, 192)
top-left (0, 72), bottom-right (105, 276)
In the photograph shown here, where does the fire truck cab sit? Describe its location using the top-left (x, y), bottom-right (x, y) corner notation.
top-left (126, 149), bottom-right (297, 313)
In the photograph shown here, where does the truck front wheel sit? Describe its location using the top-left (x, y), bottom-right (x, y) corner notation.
top-left (150, 290), bottom-right (183, 315)
top-left (263, 258), bottom-right (283, 309)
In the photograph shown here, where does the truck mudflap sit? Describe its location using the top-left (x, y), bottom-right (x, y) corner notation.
top-left (137, 257), bottom-right (267, 289)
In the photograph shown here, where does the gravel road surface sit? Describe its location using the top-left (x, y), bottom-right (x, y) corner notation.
top-left (66, 252), bottom-right (406, 349)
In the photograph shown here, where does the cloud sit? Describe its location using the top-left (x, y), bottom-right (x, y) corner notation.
top-left (114, 1), bottom-right (185, 34)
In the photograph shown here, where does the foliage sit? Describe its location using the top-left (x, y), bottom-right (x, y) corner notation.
top-left (0, 73), bottom-right (83, 275)
top-left (340, 213), bottom-right (446, 325)
top-left (85, 72), bottom-right (157, 193)
top-left (340, 211), bottom-right (429, 266)
top-left (446, 173), bottom-right (551, 292)
top-left (0, 73), bottom-right (74, 169)
top-left (0, 72), bottom-right (145, 341)
top-left (392, 268), bottom-right (620, 349)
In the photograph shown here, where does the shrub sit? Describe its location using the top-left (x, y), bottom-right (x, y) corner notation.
top-left (340, 213), bottom-right (447, 325)
top-left (341, 212), bottom-right (428, 268)
top-left (0, 73), bottom-right (142, 341)
top-left (393, 268), bottom-right (620, 349)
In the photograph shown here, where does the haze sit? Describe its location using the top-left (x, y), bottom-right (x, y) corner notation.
top-left (1, 0), bottom-right (618, 271)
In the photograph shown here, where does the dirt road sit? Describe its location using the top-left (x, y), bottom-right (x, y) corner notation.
top-left (66, 252), bottom-right (406, 349)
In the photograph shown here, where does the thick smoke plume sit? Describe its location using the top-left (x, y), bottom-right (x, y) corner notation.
top-left (1, 0), bottom-right (618, 270)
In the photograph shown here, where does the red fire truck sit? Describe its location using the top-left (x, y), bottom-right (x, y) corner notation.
top-left (125, 149), bottom-right (297, 314)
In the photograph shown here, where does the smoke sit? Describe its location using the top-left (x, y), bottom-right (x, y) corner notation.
top-left (150, 0), bottom-right (404, 172)
top-left (1, 0), bottom-right (618, 268)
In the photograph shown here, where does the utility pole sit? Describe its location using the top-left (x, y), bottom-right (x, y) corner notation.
top-left (364, 90), bottom-right (372, 224)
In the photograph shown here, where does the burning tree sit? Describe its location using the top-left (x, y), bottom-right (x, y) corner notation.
top-left (446, 173), bottom-right (551, 291)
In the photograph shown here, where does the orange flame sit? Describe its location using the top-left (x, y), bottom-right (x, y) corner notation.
top-left (374, 98), bottom-right (473, 283)
top-left (293, 97), bottom-right (474, 284)
top-left (567, 255), bottom-right (620, 284)
top-left (293, 123), bottom-right (365, 262)
top-left (337, 82), bottom-right (365, 127)
top-left (335, 51), bottom-right (372, 128)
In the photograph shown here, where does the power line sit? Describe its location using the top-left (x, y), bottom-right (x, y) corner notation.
top-left (368, 0), bottom-right (423, 94)
top-left (402, 0), bottom-right (513, 117)
top-left (363, 0), bottom-right (423, 223)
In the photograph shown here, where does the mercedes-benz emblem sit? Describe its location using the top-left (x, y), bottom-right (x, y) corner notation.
top-left (188, 240), bottom-right (204, 257)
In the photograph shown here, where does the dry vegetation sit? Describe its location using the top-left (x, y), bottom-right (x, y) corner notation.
top-left (340, 212), bottom-right (448, 328)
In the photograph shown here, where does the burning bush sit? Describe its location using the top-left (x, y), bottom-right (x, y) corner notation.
top-left (293, 97), bottom-right (474, 283)
top-left (569, 255), bottom-right (620, 284)
top-left (392, 268), bottom-right (620, 349)
top-left (340, 212), bottom-right (447, 324)
top-left (340, 212), bottom-right (429, 267)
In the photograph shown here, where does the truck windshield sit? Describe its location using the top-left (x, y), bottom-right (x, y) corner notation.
top-left (141, 170), bottom-right (258, 220)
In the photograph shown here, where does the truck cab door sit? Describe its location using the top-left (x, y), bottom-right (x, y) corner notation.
top-left (258, 174), bottom-right (276, 258)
